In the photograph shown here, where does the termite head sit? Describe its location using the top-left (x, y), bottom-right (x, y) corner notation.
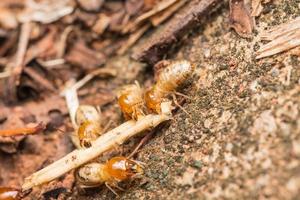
top-left (117, 83), bottom-right (144, 120)
top-left (75, 105), bottom-right (101, 126)
top-left (105, 156), bottom-right (144, 181)
top-left (77, 121), bottom-right (102, 148)
top-left (75, 105), bottom-right (102, 148)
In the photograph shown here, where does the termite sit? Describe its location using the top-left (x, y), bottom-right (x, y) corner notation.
top-left (0, 187), bottom-right (20, 200)
top-left (75, 105), bottom-right (103, 148)
top-left (117, 82), bottom-right (145, 120)
top-left (76, 156), bottom-right (143, 195)
top-left (145, 60), bottom-right (195, 113)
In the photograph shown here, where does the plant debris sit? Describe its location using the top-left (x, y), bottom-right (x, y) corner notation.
top-left (1, 0), bottom-right (300, 199)
top-left (229, 0), bottom-right (254, 38)
top-left (0, 122), bottom-right (45, 137)
top-left (257, 16), bottom-right (300, 59)
top-left (132, 0), bottom-right (222, 64)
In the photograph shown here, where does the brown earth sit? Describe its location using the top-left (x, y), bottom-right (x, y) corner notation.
top-left (1, 0), bottom-right (300, 200)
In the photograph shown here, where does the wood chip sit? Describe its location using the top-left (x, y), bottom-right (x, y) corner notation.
top-left (229, 0), bottom-right (254, 38)
top-left (251, 0), bottom-right (263, 17)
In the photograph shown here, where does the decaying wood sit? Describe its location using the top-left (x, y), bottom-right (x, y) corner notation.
top-left (133, 0), bottom-right (179, 26)
top-left (117, 23), bottom-right (151, 55)
top-left (132, 0), bottom-right (222, 64)
top-left (256, 17), bottom-right (300, 59)
top-left (122, 0), bottom-right (178, 34)
top-left (22, 105), bottom-right (171, 190)
top-left (259, 16), bottom-right (300, 41)
top-left (150, 0), bottom-right (187, 26)
top-left (229, 0), bottom-right (254, 38)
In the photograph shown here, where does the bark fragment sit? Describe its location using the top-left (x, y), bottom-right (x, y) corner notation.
top-left (132, 0), bottom-right (223, 64)
top-left (229, 0), bottom-right (254, 38)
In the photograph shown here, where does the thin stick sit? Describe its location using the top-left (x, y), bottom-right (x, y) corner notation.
top-left (0, 122), bottom-right (45, 137)
top-left (14, 22), bottom-right (31, 78)
top-left (117, 23), bottom-right (151, 55)
top-left (135, 0), bottom-right (179, 24)
top-left (71, 68), bottom-right (117, 92)
top-left (22, 112), bottom-right (170, 190)
top-left (150, 0), bottom-right (186, 26)
top-left (23, 67), bottom-right (56, 92)
top-left (64, 86), bottom-right (79, 128)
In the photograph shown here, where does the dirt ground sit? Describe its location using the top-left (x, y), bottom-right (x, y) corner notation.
top-left (1, 0), bottom-right (300, 199)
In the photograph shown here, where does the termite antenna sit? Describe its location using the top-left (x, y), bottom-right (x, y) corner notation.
top-left (105, 183), bottom-right (119, 196)
top-left (128, 130), bottom-right (155, 158)
top-left (174, 91), bottom-right (192, 100)
top-left (172, 94), bottom-right (191, 117)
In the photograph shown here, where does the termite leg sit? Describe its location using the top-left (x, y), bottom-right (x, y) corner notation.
top-left (105, 182), bottom-right (119, 196)
top-left (102, 119), bottom-right (113, 133)
top-left (113, 184), bottom-right (125, 192)
top-left (128, 130), bottom-right (155, 158)
top-left (172, 94), bottom-right (191, 117)
top-left (174, 91), bottom-right (192, 100)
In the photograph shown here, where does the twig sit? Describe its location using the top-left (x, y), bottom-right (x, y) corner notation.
top-left (15, 22), bottom-right (32, 75)
top-left (135, 0), bottom-right (179, 25)
top-left (0, 122), bottom-right (45, 137)
top-left (132, 0), bottom-right (222, 64)
top-left (122, 0), bottom-right (179, 33)
top-left (150, 0), bottom-right (187, 26)
top-left (36, 58), bottom-right (65, 68)
top-left (57, 26), bottom-right (73, 58)
top-left (4, 22), bottom-right (32, 103)
top-left (22, 110), bottom-right (171, 190)
top-left (117, 23), bottom-right (151, 55)
top-left (70, 68), bottom-right (117, 91)
top-left (23, 67), bottom-right (56, 92)
top-left (64, 86), bottom-right (79, 128)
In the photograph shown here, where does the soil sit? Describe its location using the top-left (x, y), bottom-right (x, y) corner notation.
top-left (1, 0), bottom-right (300, 200)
